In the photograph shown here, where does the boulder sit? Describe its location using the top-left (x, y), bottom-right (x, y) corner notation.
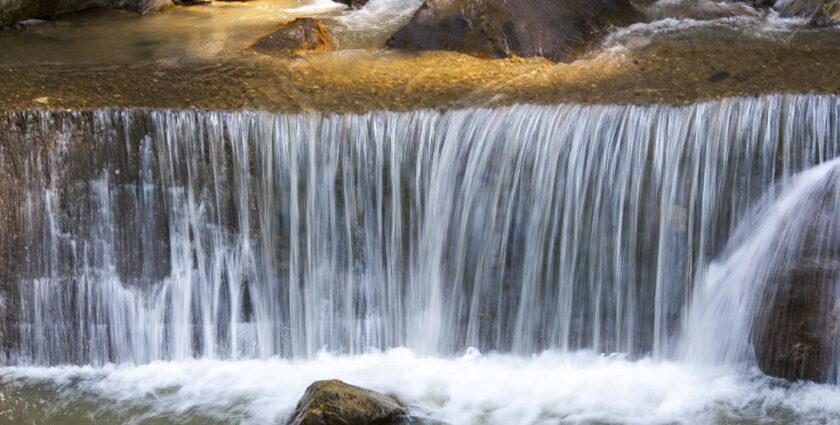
top-left (252, 18), bottom-right (330, 57)
top-left (648, 0), bottom-right (761, 20)
top-left (752, 178), bottom-right (840, 383)
top-left (335, 0), bottom-right (368, 9)
top-left (287, 380), bottom-right (407, 425)
top-left (777, 0), bottom-right (838, 19)
top-left (128, 0), bottom-right (173, 14)
top-left (387, 0), bottom-right (643, 62)
top-left (0, 0), bottom-right (173, 27)
top-left (809, 0), bottom-right (840, 25)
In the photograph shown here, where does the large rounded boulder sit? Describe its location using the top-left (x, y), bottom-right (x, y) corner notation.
top-left (0, 0), bottom-right (172, 27)
top-left (287, 380), bottom-right (408, 425)
top-left (387, 0), bottom-right (643, 62)
top-left (252, 18), bottom-right (331, 57)
top-left (752, 171), bottom-right (840, 383)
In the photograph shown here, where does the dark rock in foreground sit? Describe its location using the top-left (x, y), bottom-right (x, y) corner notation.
top-left (252, 18), bottom-right (330, 57)
top-left (752, 174), bottom-right (840, 384)
top-left (387, 0), bottom-right (643, 62)
top-left (0, 0), bottom-right (172, 27)
top-left (287, 380), bottom-right (407, 425)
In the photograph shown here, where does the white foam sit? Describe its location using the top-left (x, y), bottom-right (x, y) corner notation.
top-left (4, 349), bottom-right (840, 424)
top-left (334, 0), bottom-right (423, 30)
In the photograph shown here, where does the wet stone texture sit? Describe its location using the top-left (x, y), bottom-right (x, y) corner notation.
top-left (753, 172), bottom-right (840, 383)
top-left (0, 111), bottom-right (178, 364)
top-left (252, 18), bottom-right (331, 58)
top-left (287, 380), bottom-right (407, 425)
top-left (387, 0), bottom-right (642, 62)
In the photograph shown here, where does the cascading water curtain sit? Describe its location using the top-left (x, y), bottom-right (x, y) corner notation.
top-left (0, 95), bottom-right (837, 367)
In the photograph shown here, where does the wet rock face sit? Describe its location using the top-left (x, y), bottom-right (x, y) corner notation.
top-left (778, 0), bottom-right (825, 16)
top-left (252, 18), bottom-right (330, 57)
top-left (387, 0), bottom-right (643, 62)
top-left (753, 186), bottom-right (840, 383)
top-left (287, 380), bottom-right (407, 425)
top-left (777, 0), bottom-right (840, 24)
top-left (335, 0), bottom-right (368, 9)
top-left (648, 0), bottom-right (760, 20)
top-left (809, 0), bottom-right (840, 25)
top-left (0, 0), bottom-right (172, 26)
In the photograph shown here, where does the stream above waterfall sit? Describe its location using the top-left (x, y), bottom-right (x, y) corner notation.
top-left (0, 0), bottom-right (839, 111)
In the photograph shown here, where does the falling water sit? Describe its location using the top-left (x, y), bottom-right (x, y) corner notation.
top-left (682, 157), bottom-right (840, 383)
top-left (0, 95), bottom-right (838, 371)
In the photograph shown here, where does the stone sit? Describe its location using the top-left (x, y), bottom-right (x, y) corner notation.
top-left (648, 0), bottom-right (761, 20)
top-left (809, 0), bottom-right (840, 25)
top-left (287, 380), bottom-right (407, 425)
top-left (131, 0), bottom-right (174, 14)
top-left (752, 179), bottom-right (840, 383)
top-left (387, 0), bottom-right (643, 62)
top-left (777, 0), bottom-right (838, 19)
top-left (0, 0), bottom-right (173, 26)
top-left (334, 0), bottom-right (368, 9)
top-left (252, 18), bottom-right (330, 57)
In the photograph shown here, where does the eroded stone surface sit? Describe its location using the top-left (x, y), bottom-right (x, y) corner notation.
top-left (752, 172), bottom-right (840, 383)
top-left (287, 380), bottom-right (406, 425)
top-left (251, 18), bottom-right (330, 57)
top-left (387, 0), bottom-right (642, 62)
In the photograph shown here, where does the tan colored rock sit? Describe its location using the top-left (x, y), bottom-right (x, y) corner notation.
top-left (252, 18), bottom-right (330, 58)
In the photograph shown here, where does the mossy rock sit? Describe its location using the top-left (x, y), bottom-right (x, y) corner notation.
top-left (287, 380), bottom-right (407, 425)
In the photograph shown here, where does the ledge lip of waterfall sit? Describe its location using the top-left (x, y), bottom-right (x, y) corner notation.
top-left (0, 91), bottom-right (837, 118)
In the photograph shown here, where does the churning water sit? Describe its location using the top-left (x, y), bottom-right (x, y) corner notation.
top-left (1, 94), bottom-right (839, 423)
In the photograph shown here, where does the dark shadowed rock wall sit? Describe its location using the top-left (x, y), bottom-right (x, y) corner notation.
top-left (387, 0), bottom-right (643, 62)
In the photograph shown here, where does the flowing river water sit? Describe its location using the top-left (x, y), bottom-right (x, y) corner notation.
top-left (1, 1), bottom-right (840, 424)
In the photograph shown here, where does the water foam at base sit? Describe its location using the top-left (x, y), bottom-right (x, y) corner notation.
top-left (3, 351), bottom-right (840, 425)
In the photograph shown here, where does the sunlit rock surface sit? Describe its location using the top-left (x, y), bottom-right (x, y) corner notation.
top-left (252, 18), bottom-right (331, 57)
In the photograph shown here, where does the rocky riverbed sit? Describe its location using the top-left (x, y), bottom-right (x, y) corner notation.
top-left (0, 0), bottom-right (837, 113)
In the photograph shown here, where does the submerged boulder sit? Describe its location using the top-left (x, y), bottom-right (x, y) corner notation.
top-left (778, 0), bottom-right (840, 24)
top-left (335, 0), bottom-right (368, 9)
top-left (752, 180), bottom-right (840, 383)
top-left (387, 0), bottom-right (643, 62)
top-left (126, 0), bottom-right (173, 14)
top-left (252, 18), bottom-right (330, 57)
top-left (0, 0), bottom-right (172, 26)
top-left (810, 0), bottom-right (840, 25)
top-left (648, 0), bottom-right (761, 20)
top-left (287, 380), bottom-right (407, 425)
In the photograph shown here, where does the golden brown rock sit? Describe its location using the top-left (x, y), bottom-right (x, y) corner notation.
top-left (252, 18), bottom-right (330, 58)
top-left (287, 380), bottom-right (407, 425)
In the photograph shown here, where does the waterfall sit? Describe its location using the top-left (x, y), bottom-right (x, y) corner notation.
top-left (0, 95), bottom-right (838, 368)
top-left (682, 157), bottom-right (840, 382)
